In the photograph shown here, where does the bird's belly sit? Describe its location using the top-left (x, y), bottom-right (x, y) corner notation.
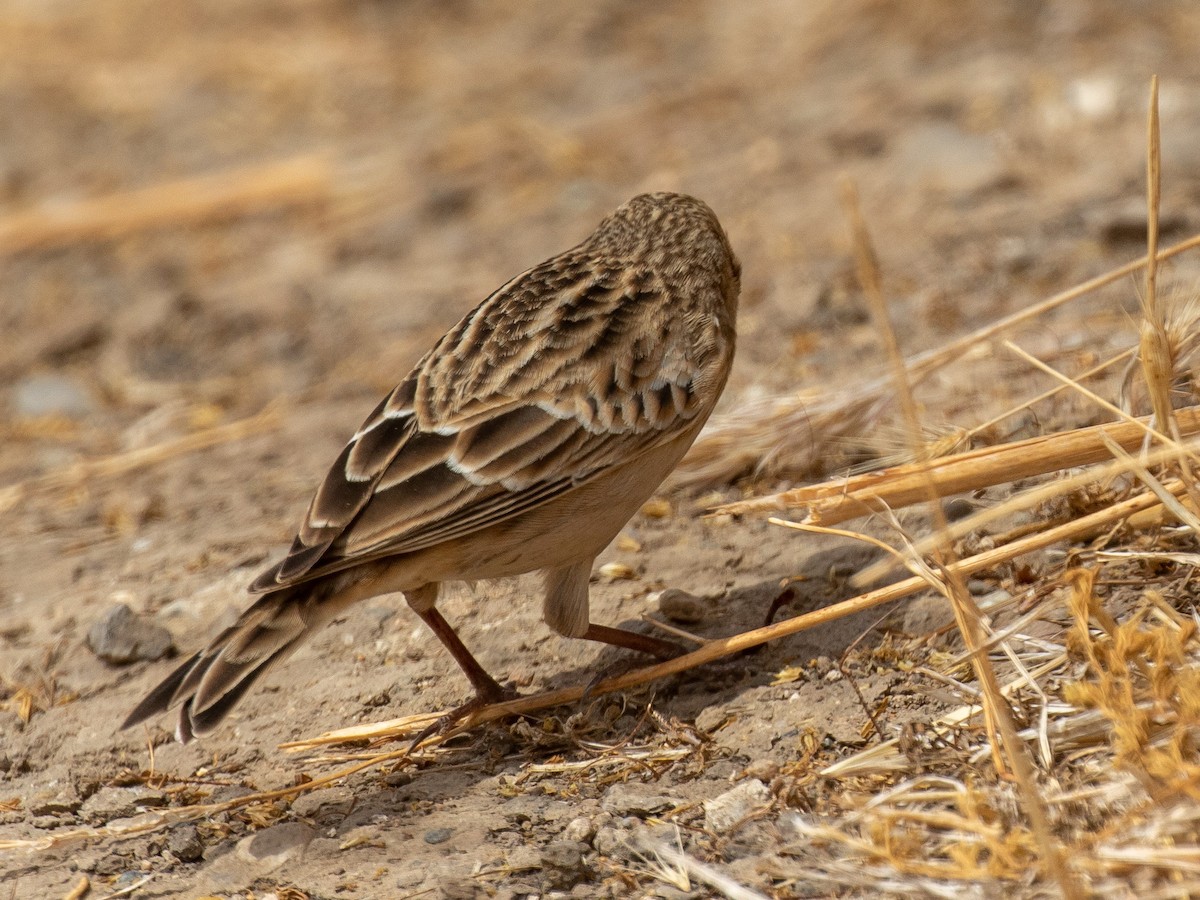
top-left (406, 426), bottom-right (699, 582)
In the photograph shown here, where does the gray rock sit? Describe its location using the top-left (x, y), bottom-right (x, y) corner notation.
top-left (702, 779), bottom-right (771, 833)
top-left (600, 783), bottom-right (677, 818)
top-left (29, 787), bottom-right (81, 816)
top-left (80, 786), bottom-right (166, 822)
top-left (86, 603), bottom-right (174, 665)
top-left (655, 589), bottom-right (709, 625)
top-left (540, 840), bottom-right (591, 890)
top-left (168, 824), bottom-right (204, 862)
top-left (592, 826), bottom-right (627, 856)
top-left (31, 815), bottom-right (73, 829)
top-left (893, 122), bottom-right (1005, 195)
top-left (12, 373), bottom-right (95, 419)
top-left (236, 822), bottom-right (315, 869)
top-left (424, 826), bottom-right (453, 845)
top-left (439, 878), bottom-right (484, 899)
top-left (562, 816), bottom-right (595, 845)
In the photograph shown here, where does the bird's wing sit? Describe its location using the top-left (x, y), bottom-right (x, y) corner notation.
top-left (249, 256), bottom-right (725, 593)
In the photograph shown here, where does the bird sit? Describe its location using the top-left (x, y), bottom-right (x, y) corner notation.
top-left (122, 192), bottom-right (741, 744)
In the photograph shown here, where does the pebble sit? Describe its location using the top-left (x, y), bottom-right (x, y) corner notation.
top-left (703, 779), bottom-right (771, 833)
top-left (562, 816), bottom-right (595, 845)
top-left (695, 706), bottom-right (733, 734)
top-left (29, 787), bottom-right (81, 816)
top-left (600, 783), bottom-right (677, 817)
top-left (592, 825), bottom-right (627, 856)
top-left (12, 373), bottom-right (95, 419)
top-left (80, 786), bottom-right (166, 822)
top-left (114, 872), bottom-right (146, 890)
top-left (168, 824), bottom-right (204, 862)
top-left (892, 122), bottom-right (1005, 195)
top-left (540, 840), bottom-right (591, 890)
top-left (424, 827), bottom-right (453, 845)
top-left (598, 562), bottom-right (637, 581)
top-left (439, 878), bottom-right (484, 899)
top-left (506, 846), bottom-right (542, 870)
top-left (654, 588), bottom-right (709, 624)
top-left (86, 603), bottom-right (174, 665)
top-left (236, 822), bottom-right (315, 868)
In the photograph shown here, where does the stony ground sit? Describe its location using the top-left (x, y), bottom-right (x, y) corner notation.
top-left (3, 1), bottom-right (1200, 897)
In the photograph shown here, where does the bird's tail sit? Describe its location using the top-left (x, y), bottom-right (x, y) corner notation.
top-left (122, 580), bottom-right (342, 744)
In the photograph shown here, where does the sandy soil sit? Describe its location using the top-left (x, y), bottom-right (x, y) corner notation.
top-left (3, 1), bottom-right (1200, 897)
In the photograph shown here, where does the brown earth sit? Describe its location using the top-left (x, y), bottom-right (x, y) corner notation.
top-left (2, 1), bottom-right (1200, 897)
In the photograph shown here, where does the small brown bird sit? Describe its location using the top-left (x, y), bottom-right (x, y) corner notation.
top-left (123, 192), bottom-right (740, 744)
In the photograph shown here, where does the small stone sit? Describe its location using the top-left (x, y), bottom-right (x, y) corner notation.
top-left (741, 759), bottom-right (780, 782)
top-left (695, 706), bottom-right (733, 734)
top-left (600, 783), bottom-right (676, 817)
top-left (237, 822), bottom-right (315, 869)
top-left (654, 886), bottom-right (702, 899)
top-left (86, 602), bottom-right (174, 665)
top-left (30, 787), bottom-right (81, 816)
top-left (654, 589), bottom-right (708, 625)
top-left (893, 122), bottom-right (1005, 195)
top-left (562, 816), bottom-right (595, 845)
top-left (506, 845), bottom-right (541, 870)
top-left (439, 878), bottom-right (483, 900)
top-left (640, 498), bottom-right (671, 519)
top-left (32, 815), bottom-right (72, 829)
top-left (942, 497), bottom-right (975, 521)
top-left (424, 827), bottom-right (453, 845)
top-left (592, 825), bottom-right (626, 856)
top-left (615, 532), bottom-right (642, 552)
top-left (80, 786), bottom-right (167, 822)
top-left (168, 824), bottom-right (204, 862)
top-left (12, 373), bottom-right (95, 419)
top-left (395, 863), bottom-right (427, 888)
top-left (541, 840), bottom-right (586, 868)
top-left (703, 779), bottom-right (771, 833)
top-left (540, 841), bottom-right (591, 890)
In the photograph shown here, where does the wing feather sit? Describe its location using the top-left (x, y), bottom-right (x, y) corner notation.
top-left (250, 258), bottom-right (726, 594)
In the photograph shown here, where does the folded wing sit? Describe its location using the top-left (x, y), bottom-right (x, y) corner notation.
top-left (250, 258), bottom-right (718, 593)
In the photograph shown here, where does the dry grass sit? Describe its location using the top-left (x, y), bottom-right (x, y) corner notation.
top-left (0, 155), bottom-right (330, 256)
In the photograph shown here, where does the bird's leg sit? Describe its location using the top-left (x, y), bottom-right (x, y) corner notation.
top-left (415, 606), bottom-right (512, 704)
top-left (408, 605), bottom-right (518, 751)
top-left (580, 623), bottom-right (682, 660)
top-left (543, 561), bottom-right (685, 698)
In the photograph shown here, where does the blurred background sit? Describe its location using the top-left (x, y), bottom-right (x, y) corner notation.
top-left (3, 0), bottom-right (1200, 619)
top-left (4, 0), bottom-right (1198, 440)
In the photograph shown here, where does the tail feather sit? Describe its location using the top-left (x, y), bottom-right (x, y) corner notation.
top-left (121, 584), bottom-right (335, 744)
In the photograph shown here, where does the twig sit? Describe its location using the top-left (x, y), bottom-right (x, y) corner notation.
top-left (0, 156), bottom-right (330, 255)
top-left (839, 176), bottom-right (1079, 898)
top-left (0, 405), bottom-right (281, 515)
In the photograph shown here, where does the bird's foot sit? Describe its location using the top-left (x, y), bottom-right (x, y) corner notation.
top-left (407, 682), bottom-right (520, 754)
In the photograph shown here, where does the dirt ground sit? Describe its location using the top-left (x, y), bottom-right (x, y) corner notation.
top-left (3, 1), bottom-right (1200, 897)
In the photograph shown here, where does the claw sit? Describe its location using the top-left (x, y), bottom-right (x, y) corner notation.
top-left (407, 684), bottom-right (520, 754)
